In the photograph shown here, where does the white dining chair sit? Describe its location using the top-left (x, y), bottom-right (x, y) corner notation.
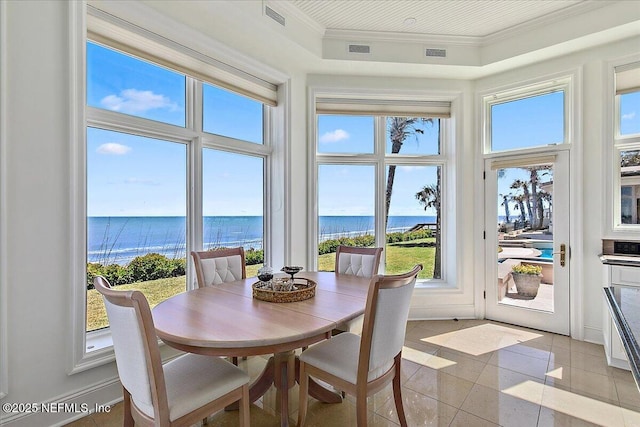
top-left (94, 276), bottom-right (250, 427)
top-left (297, 264), bottom-right (422, 427)
top-left (334, 245), bottom-right (383, 334)
top-left (191, 247), bottom-right (246, 288)
top-left (191, 248), bottom-right (248, 364)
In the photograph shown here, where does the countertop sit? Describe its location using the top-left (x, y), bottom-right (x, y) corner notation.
top-left (600, 254), bottom-right (640, 267)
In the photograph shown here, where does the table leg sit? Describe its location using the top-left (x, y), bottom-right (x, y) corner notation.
top-left (227, 351), bottom-right (342, 421)
top-left (274, 351), bottom-right (295, 427)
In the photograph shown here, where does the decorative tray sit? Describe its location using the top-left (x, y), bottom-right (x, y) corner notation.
top-left (252, 278), bottom-right (316, 303)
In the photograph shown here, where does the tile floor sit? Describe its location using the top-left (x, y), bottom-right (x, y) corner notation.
top-left (66, 319), bottom-right (640, 426)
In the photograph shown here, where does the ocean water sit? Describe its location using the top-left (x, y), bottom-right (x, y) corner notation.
top-left (88, 215), bottom-right (435, 265)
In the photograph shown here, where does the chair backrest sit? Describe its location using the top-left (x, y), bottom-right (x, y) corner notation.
top-left (357, 264), bottom-right (422, 383)
top-left (93, 276), bottom-right (168, 420)
top-left (191, 248), bottom-right (246, 288)
top-left (335, 245), bottom-right (383, 278)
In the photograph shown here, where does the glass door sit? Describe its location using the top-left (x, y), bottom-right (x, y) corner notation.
top-left (485, 152), bottom-right (570, 335)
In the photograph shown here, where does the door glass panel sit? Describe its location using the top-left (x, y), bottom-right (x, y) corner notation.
top-left (385, 165), bottom-right (440, 279)
top-left (491, 91), bottom-right (564, 152)
top-left (317, 165), bottom-right (375, 271)
top-left (86, 128), bottom-right (187, 332)
top-left (496, 163), bottom-right (554, 312)
top-left (202, 149), bottom-right (264, 277)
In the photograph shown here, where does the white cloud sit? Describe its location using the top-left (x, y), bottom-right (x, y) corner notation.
top-left (319, 129), bottom-right (349, 143)
top-left (96, 143), bottom-right (131, 155)
top-left (100, 89), bottom-right (178, 114)
top-left (622, 111), bottom-right (636, 120)
top-left (398, 166), bottom-right (420, 172)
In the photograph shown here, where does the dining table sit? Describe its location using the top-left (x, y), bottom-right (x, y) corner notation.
top-left (152, 271), bottom-right (371, 427)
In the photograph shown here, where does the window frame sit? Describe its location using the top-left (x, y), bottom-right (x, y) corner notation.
top-left (482, 76), bottom-right (572, 155)
top-left (308, 88), bottom-right (459, 289)
top-left (605, 56), bottom-right (640, 236)
top-left (70, 3), bottom-right (286, 373)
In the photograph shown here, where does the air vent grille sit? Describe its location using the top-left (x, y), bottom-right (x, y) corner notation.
top-left (426, 48), bottom-right (447, 58)
top-left (265, 5), bottom-right (285, 26)
top-left (348, 44), bottom-right (371, 54)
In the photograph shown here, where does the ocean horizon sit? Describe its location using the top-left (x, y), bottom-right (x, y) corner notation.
top-left (88, 215), bottom-right (436, 265)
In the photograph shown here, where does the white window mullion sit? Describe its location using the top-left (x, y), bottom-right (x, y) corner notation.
top-left (375, 117), bottom-right (387, 269)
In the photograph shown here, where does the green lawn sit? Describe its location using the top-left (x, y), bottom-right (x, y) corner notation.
top-left (317, 238), bottom-right (435, 278)
top-left (86, 241), bottom-right (434, 331)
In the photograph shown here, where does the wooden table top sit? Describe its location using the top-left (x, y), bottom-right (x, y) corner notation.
top-left (152, 271), bottom-right (370, 357)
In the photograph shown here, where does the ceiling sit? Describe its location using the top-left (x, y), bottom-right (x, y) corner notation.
top-left (288, 0), bottom-right (587, 39)
top-left (130, 0), bottom-right (639, 79)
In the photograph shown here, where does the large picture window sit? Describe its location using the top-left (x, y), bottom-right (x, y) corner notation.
top-left (84, 40), bottom-right (275, 340)
top-left (314, 103), bottom-right (451, 283)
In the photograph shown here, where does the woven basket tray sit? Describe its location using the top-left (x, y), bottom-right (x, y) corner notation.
top-left (252, 278), bottom-right (316, 303)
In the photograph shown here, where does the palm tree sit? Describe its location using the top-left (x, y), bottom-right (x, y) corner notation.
top-left (499, 193), bottom-right (511, 224)
top-left (510, 179), bottom-right (532, 226)
top-left (415, 181), bottom-right (441, 279)
top-left (525, 165), bottom-right (551, 229)
top-left (511, 193), bottom-right (527, 226)
top-left (385, 117), bottom-right (433, 229)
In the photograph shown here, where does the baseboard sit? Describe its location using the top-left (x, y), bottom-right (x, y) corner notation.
top-left (0, 377), bottom-right (122, 427)
top-left (583, 325), bottom-right (604, 345)
top-left (409, 304), bottom-right (476, 320)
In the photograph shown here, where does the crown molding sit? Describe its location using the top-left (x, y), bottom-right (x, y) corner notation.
top-left (324, 28), bottom-right (482, 47)
top-left (267, 0), bottom-right (326, 36)
top-left (484, 0), bottom-right (622, 44)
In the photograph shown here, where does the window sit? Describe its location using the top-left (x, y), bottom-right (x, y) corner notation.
top-left (78, 8), bottom-right (281, 361)
top-left (613, 63), bottom-right (640, 228)
top-left (313, 96), bottom-right (452, 284)
top-left (485, 82), bottom-right (568, 154)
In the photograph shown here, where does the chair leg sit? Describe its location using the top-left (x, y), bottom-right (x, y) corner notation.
top-left (122, 387), bottom-right (134, 427)
top-left (392, 356), bottom-right (408, 427)
top-left (239, 383), bottom-right (250, 427)
top-left (355, 395), bottom-right (368, 427)
top-left (232, 356), bottom-right (239, 365)
top-left (297, 362), bottom-right (309, 427)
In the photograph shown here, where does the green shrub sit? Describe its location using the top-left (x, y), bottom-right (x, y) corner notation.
top-left (127, 253), bottom-right (175, 282)
top-left (245, 248), bottom-right (264, 265)
top-left (168, 257), bottom-right (186, 276)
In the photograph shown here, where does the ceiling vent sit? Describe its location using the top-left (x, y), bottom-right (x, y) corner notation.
top-left (425, 48), bottom-right (447, 58)
top-left (265, 5), bottom-right (285, 26)
top-left (348, 44), bottom-right (371, 54)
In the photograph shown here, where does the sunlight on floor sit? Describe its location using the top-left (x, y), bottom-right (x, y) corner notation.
top-left (504, 380), bottom-right (640, 427)
top-left (419, 323), bottom-right (543, 356)
top-left (401, 346), bottom-right (457, 369)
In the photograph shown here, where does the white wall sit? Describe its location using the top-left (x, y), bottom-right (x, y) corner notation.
top-left (1, 0), bottom-right (639, 425)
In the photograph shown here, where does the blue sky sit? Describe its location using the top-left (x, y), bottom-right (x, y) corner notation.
top-left (87, 42), bottom-right (640, 218)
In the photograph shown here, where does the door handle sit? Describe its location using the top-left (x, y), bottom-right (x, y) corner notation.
top-left (552, 244), bottom-right (566, 267)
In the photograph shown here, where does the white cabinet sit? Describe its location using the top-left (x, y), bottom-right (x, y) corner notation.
top-left (604, 265), bottom-right (640, 370)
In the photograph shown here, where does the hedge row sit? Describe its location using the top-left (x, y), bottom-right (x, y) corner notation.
top-left (317, 229), bottom-right (432, 255)
top-left (87, 230), bottom-right (433, 289)
top-left (87, 248), bottom-right (265, 289)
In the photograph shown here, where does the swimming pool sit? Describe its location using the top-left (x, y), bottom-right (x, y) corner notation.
top-left (538, 248), bottom-right (553, 260)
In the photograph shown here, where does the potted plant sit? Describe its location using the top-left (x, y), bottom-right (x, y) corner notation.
top-left (511, 264), bottom-right (543, 298)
